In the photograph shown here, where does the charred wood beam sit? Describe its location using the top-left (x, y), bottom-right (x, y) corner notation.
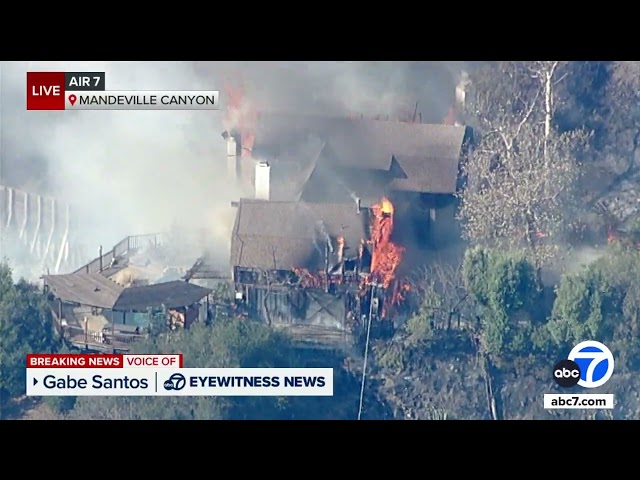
top-left (183, 258), bottom-right (204, 281)
top-left (184, 257), bottom-right (231, 281)
top-left (187, 270), bottom-right (231, 280)
top-left (324, 244), bottom-right (330, 293)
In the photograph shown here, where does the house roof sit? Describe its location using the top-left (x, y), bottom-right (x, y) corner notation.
top-left (267, 139), bottom-right (327, 201)
top-left (232, 236), bottom-right (322, 271)
top-left (112, 281), bottom-right (212, 312)
top-left (253, 112), bottom-right (466, 164)
top-left (231, 199), bottom-right (367, 270)
top-left (43, 274), bottom-right (211, 311)
top-left (43, 273), bottom-right (125, 309)
top-left (250, 112), bottom-right (467, 196)
top-left (390, 155), bottom-right (460, 194)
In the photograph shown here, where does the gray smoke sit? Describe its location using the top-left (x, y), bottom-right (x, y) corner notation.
top-left (0, 61), bottom-right (465, 280)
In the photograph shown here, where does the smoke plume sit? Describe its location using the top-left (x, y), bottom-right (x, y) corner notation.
top-left (0, 61), bottom-right (465, 279)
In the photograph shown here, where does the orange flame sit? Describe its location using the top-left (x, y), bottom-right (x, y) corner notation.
top-left (292, 268), bottom-right (324, 288)
top-left (380, 198), bottom-right (393, 215)
top-left (367, 197), bottom-right (404, 289)
top-left (443, 106), bottom-right (457, 125)
top-left (223, 83), bottom-right (257, 158)
top-left (337, 236), bottom-right (345, 262)
top-left (381, 280), bottom-right (412, 317)
top-left (606, 226), bottom-right (640, 249)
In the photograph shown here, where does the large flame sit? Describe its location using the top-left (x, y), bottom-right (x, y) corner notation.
top-left (224, 83), bottom-right (257, 157)
top-left (368, 197), bottom-right (404, 289)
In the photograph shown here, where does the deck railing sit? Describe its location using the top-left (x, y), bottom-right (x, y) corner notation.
top-left (74, 233), bottom-right (167, 274)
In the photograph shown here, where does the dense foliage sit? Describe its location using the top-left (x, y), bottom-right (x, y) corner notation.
top-left (0, 262), bottom-right (61, 405)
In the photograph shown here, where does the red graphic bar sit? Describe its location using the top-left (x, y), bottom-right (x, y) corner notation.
top-left (123, 354), bottom-right (183, 368)
top-left (26, 353), bottom-right (184, 368)
top-left (27, 354), bottom-right (123, 368)
top-left (26, 72), bottom-right (66, 111)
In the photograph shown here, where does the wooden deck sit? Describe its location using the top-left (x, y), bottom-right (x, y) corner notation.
top-left (273, 324), bottom-right (354, 348)
top-left (65, 326), bottom-right (146, 353)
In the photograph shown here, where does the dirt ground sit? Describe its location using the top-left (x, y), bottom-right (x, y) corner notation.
top-left (371, 348), bottom-right (640, 420)
top-left (2, 396), bottom-right (62, 420)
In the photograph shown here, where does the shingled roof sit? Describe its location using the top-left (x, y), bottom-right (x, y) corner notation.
top-left (43, 273), bottom-right (125, 309)
top-left (250, 112), bottom-right (467, 195)
top-left (43, 274), bottom-right (211, 311)
top-left (113, 281), bottom-right (211, 312)
top-left (389, 154), bottom-right (461, 194)
top-left (231, 199), bottom-right (367, 270)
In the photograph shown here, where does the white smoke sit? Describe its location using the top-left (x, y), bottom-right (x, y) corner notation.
top-left (0, 61), bottom-right (466, 280)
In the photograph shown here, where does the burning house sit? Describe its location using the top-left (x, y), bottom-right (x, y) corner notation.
top-left (223, 111), bottom-right (471, 247)
top-left (227, 195), bottom-right (424, 343)
top-left (229, 199), bottom-right (368, 345)
top-left (206, 87), bottom-right (473, 344)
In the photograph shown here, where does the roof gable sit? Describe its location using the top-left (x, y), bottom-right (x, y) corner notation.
top-left (390, 154), bottom-right (461, 194)
top-left (231, 199), bottom-right (368, 270)
top-left (250, 112), bottom-right (467, 195)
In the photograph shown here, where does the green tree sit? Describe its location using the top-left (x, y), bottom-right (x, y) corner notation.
top-left (462, 247), bottom-right (540, 357)
top-left (549, 246), bottom-right (640, 370)
top-left (548, 265), bottom-right (617, 346)
top-left (0, 262), bottom-right (61, 402)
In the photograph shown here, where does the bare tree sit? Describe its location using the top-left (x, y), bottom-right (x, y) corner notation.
top-left (459, 62), bottom-right (589, 268)
top-left (526, 61), bottom-right (569, 156)
top-left (409, 263), bottom-right (474, 331)
top-left (605, 62), bottom-right (640, 173)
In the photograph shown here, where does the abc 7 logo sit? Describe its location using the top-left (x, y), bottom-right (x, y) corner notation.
top-left (163, 373), bottom-right (186, 391)
top-left (553, 341), bottom-right (615, 388)
top-left (553, 359), bottom-right (582, 387)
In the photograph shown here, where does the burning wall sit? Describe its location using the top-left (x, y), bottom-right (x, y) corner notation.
top-left (291, 197), bottom-right (407, 310)
top-left (367, 197), bottom-right (404, 288)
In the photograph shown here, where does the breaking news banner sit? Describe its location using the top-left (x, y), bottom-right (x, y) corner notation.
top-left (26, 71), bottom-right (219, 111)
top-left (26, 367), bottom-right (334, 397)
top-left (26, 353), bottom-right (183, 368)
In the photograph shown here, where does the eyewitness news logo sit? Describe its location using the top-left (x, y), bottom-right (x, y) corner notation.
top-left (26, 365), bottom-right (333, 397)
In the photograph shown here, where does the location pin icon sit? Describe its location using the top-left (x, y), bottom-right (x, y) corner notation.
top-left (69, 94), bottom-right (77, 106)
